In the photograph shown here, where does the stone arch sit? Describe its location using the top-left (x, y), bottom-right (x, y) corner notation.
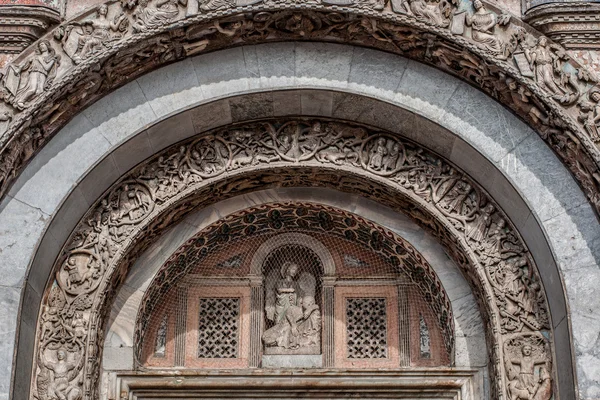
top-left (0, 0), bottom-right (600, 221)
top-left (249, 232), bottom-right (336, 276)
top-left (4, 43), bottom-right (598, 400)
top-left (32, 116), bottom-right (553, 400)
top-left (103, 187), bottom-right (485, 378)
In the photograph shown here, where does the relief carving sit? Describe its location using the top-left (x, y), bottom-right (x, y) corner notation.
top-left (0, 0), bottom-right (598, 238)
top-left (263, 262), bottom-right (321, 354)
top-left (504, 334), bottom-right (552, 400)
top-left (34, 119), bottom-right (553, 400)
top-left (1, 40), bottom-right (59, 110)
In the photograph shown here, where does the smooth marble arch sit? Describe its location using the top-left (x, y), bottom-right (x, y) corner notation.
top-left (1, 42), bottom-right (598, 399)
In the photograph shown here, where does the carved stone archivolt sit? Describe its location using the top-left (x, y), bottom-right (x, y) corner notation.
top-left (0, 0), bottom-right (599, 223)
top-left (36, 118), bottom-right (552, 400)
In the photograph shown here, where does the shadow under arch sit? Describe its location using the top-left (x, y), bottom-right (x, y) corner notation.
top-left (29, 117), bottom-right (560, 400)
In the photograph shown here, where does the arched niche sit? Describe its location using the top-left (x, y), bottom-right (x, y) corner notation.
top-left (4, 44), bottom-right (597, 400)
top-left (31, 117), bottom-right (555, 400)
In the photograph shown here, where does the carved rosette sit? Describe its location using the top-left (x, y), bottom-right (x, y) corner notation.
top-left (35, 119), bottom-right (553, 400)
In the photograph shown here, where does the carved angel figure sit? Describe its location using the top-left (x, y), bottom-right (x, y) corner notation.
top-left (2, 40), bottom-right (59, 109)
top-left (133, 0), bottom-right (185, 32)
top-left (524, 37), bottom-right (564, 97)
top-left (263, 261), bottom-right (320, 353)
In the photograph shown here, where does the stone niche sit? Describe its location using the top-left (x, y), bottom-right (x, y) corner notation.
top-left (136, 204), bottom-right (453, 372)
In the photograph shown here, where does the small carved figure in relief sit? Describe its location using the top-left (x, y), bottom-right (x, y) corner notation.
top-left (419, 314), bottom-right (431, 358)
top-left (65, 5), bottom-right (128, 64)
top-left (578, 87), bottom-right (600, 142)
top-left (154, 315), bottom-right (168, 357)
top-left (133, 0), bottom-right (185, 32)
top-left (506, 343), bottom-right (551, 400)
top-left (466, 203), bottom-right (494, 243)
top-left (368, 138), bottom-right (388, 171)
top-left (400, 0), bottom-right (453, 27)
top-left (40, 349), bottom-right (82, 400)
top-left (263, 261), bottom-right (320, 354)
top-left (525, 37), bottom-right (564, 97)
top-left (504, 77), bottom-right (549, 126)
top-left (439, 180), bottom-right (471, 215)
top-left (2, 40), bottom-right (60, 109)
top-left (465, 0), bottom-right (501, 55)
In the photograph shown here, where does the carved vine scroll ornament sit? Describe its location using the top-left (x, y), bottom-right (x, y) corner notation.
top-left (0, 0), bottom-right (598, 221)
top-left (35, 119), bottom-right (552, 400)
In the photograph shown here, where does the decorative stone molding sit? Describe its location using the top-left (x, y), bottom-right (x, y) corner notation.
top-left (525, 2), bottom-right (600, 50)
top-left (35, 118), bottom-right (552, 400)
top-left (0, 5), bottom-right (60, 66)
top-left (0, 0), bottom-right (597, 222)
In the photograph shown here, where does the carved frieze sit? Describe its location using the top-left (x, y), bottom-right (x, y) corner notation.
top-left (35, 118), bottom-right (552, 400)
top-left (0, 0), bottom-right (597, 230)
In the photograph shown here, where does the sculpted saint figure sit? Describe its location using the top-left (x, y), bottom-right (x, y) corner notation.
top-left (465, 0), bottom-right (501, 54)
top-left (2, 40), bottom-right (59, 109)
top-left (263, 261), bottom-right (320, 353)
top-left (579, 88), bottom-right (600, 142)
top-left (525, 37), bottom-right (564, 97)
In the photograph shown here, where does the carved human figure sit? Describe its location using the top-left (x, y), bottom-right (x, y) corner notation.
top-left (505, 77), bottom-right (549, 126)
top-left (440, 180), bottom-right (472, 215)
top-left (264, 261), bottom-right (319, 353)
top-left (578, 89), bottom-right (600, 142)
top-left (2, 40), bottom-right (59, 109)
top-left (466, 203), bottom-right (494, 242)
top-left (465, 0), bottom-right (501, 54)
top-left (76, 5), bottom-right (127, 62)
top-left (401, 0), bottom-right (451, 27)
top-left (507, 344), bottom-right (550, 400)
top-left (368, 138), bottom-right (388, 171)
top-left (133, 0), bottom-right (185, 32)
top-left (298, 295), bottom-right (321, 346)
top-left (525, 37), bottom-right (564, 96)
top-left (42, 349), bottom-right (82, 400)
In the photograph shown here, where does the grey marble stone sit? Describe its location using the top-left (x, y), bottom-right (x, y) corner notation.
top-left (300, 90), bottom-right (333, 116)
top-left (0, 197), bottom-right (48, 287)
top-left (77, 154), bottom-right (120, 206)
top-left (295, 42), bottom-right (353, 86)
top-left (273, 91), bottom-right (302, 116)
top-left (348, 47), bottom-right (408, 93)
top-left (0, 287), bottom-right (19, 395)
top-left (230, 92), bottom-right (274, 122)
top-left (189, 99), bottom-right (232, 134)
top-left (192, 47), bottom-right (252, 98)
top-left (331, 93), bottom-right (416, 135)
top-left (147, 109), bottom-right (195, 153)
top-left (262, 355), bottom-right (323, 368)
top-left (499, 132), bottom-right (588, 222)
top-left (111, 130), bottom-right (154, 175)
top-left (137, 57), bottom-right (202, 118)
top-left (395, 60), bottom-right (460, 117)
top-left (544, 202), bottom-right (600, 272)
top-left (250, 43), bottom-right (296, 88)
top-left (9, 114), bottom-right (110, 215)
top-left (444, 83), bottom-right (533, 163)
top-left (82, 82), bottom-right (157, 146)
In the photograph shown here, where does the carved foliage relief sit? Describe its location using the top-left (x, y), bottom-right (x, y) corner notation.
top-left (36, 118), bottom-right (552, 400)
top-left (0, 0), bottom-right (598, 223)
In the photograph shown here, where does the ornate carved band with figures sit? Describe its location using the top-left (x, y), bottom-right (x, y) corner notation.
top-left (0, 0), bottom-right (599, 224)
top-left (36, 118), bottom-right (552, 400)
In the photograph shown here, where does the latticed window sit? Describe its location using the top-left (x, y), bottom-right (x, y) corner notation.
top-left (137, 204), bottom-right (452, 369)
